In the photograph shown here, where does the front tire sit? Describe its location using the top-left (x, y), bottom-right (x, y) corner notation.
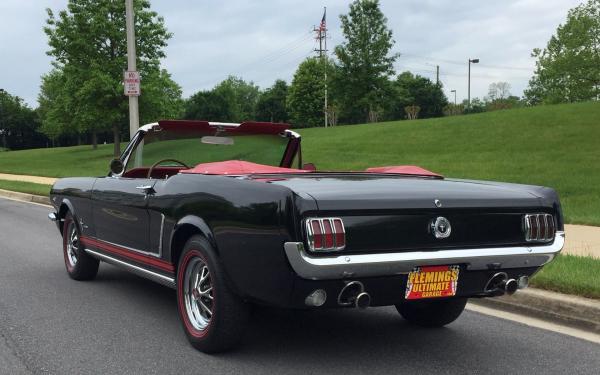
top-left (62, 213), bottom-right (99, 280)
top-left (396, 297), bottom-right (467, 327)
top-left (176, 235), bottom-right (250, 353)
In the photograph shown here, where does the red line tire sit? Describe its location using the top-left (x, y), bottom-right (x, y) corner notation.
top-left (176, 235), bottom-right (250, 353)
top-left (395, 297), bottom-right (467, 327)
top-left (62, 213), bottom-right (99, 281)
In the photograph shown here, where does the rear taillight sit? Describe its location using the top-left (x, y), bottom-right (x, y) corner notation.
top-left (306, 218), bottom-right (345, 251)
top-left (524, 213), bottom-right (555, 242)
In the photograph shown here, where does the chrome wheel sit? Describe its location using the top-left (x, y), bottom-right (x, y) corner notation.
top-left (183, 257), bottom-right (214, 331)
top-left (66, 222), bottom-right (79, 267)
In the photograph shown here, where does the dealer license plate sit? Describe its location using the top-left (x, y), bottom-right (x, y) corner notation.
top-left (405, 265), bottom-right (460, 300)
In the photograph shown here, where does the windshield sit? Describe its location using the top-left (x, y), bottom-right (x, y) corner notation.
top-left (125, 128), bottom-right (290, 172)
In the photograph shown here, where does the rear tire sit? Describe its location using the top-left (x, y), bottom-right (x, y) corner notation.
top-left (62, 213), bottom-right (99, 281)
top-left (395, 297), bottom-right (467, 327)
top-left (176, 235), bottom-right (250, 353)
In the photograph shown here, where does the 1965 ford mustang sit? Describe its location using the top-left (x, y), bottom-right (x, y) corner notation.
top-left (48, 120), bottom-right (564, 352)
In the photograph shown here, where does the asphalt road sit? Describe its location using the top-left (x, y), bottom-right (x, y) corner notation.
top-left (1, 197), bottom-right (599, 375)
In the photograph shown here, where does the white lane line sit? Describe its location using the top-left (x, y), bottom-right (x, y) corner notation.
top-left (467, 303), bottom-right (600, 345)
top-left (0, 195), bottom-right (52, 208)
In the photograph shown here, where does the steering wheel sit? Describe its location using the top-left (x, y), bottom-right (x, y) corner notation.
top-left (147, 159), bottom-right (190, 179)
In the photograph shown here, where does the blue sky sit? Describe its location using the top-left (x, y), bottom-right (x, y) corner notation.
top-left (0, 0), bottom-right (582, 107)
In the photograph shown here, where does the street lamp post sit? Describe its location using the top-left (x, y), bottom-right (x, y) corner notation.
top-left (450, 89), bottom-right (457, 106)
top-left (468, 58), bottom-right (479, 108)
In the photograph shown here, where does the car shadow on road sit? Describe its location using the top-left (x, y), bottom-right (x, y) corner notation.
top-left (91, 265), bottom-right (510, 372)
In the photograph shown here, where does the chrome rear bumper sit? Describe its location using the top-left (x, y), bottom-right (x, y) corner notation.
top-left (284, 231), bottom-right (565, 280)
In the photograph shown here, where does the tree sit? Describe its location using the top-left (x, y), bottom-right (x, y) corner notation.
top-left (42, 0), bottom-right (181, 156)
top-left (213, 76), bottom-right (260, 122)
top-left (524, 0), bottom-right (600, 104)
top-left (287, 58), bottom-right (330, 128)
top-left (184, 90), bottom-right (233, 121)
top-left (462, 98), bottom-right (487, 114)
top-left (386, 72), bottom-right (447, 119)
top-left (256, 80), bottom-right (288, 123)
top-left (487, 82), bottom-right (512, 101)
top-left (184, 76), bottom-right (259, 122)
top-left (0, 89), bottom-right (46, 150)
top-left (334, 0), bottom-right (399, 123)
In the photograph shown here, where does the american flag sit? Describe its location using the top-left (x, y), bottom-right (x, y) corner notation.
top-left (319, 10), bottom-right (326, 32)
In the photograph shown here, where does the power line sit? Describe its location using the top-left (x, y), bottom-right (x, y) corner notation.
top-left (398, 52), bottom-right (532, 71)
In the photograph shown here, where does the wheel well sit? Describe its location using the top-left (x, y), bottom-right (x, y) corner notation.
top-left (170, 224), bottom-right (203, 271)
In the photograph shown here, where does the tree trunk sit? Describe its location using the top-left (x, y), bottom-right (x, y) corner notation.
top-left (92, 130), bottom-right (98, 150)
top-left (113, 125), bottom-right (120, 157)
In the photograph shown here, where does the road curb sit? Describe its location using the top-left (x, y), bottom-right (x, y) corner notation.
top-left (0, 188), bottom-right (51, 206)
top-left (470, 288), bottom-right (600, 334)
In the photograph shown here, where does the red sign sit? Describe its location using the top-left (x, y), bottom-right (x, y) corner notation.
top-left (124, 71), bottom-right (140, 96)
top-left (405, 265), bottom-right (460, 300)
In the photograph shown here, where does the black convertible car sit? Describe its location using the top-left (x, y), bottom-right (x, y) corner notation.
top-left (48, 120), bottom-right (564, 352)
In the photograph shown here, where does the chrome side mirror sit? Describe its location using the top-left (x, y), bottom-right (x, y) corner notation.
top-left (110, 159), bottom-right (124, 175)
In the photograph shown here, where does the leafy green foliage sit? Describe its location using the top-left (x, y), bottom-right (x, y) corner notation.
top-left (525, 0), bottom-right (600, 104)
top-left (256, 80), bottom-right (289, 123)
top-left (287, 58), bottom-right (330, 128)
top-left (184, 76), bottom-right (259, 122)
top-left (0, 90), bottom-right (45, 150)
top-left (41, 0), bottom-right (182, 155)
top-left (334, 0), bottom-right (399, 123)
top-left (385, 72), bottom-right (448, 120)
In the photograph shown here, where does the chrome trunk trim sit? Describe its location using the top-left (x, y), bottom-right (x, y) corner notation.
top-left (85, 249), bottom-right (176, 288)
top-left (284, 231), bottom-right (565, 280)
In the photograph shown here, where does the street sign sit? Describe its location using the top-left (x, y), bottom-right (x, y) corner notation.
top-left (123, 71), bottom-right (140, 96)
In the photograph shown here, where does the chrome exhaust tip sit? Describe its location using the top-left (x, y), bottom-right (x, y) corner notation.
top-left (355, 292), bottom-right (371, 309)
top-left (504, 279), bottom-right (518, 295)
top-left (338, 281), bottom-right (370, 308)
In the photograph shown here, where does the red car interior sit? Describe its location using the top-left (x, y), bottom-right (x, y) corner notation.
top-left (123, 161), bottom-right (441, 179)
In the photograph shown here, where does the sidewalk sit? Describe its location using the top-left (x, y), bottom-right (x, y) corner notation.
top-left (563, 224), bottom-right (600, 259)
top-left (0, 172), bottom-right (57, 185)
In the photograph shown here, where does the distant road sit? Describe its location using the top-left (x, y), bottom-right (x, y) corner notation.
top-left (0, 197), bottom-right (599, 374)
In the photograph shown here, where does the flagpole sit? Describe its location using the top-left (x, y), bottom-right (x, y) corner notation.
top-left (323, 6), bottom-right (328, 128)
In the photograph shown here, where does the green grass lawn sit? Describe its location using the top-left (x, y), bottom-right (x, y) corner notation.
top-left (0, 101), bottom-right (599, 224)
top-left (530, 254), bottom-right (600, 299)
top-left (0, 180), bottom-right (51, 196)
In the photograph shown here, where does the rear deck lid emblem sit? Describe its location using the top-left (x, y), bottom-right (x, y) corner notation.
top-left (431, 216), bottom-right (451, 239)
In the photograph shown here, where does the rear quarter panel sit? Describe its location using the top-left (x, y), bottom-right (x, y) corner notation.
top-left (152, 174), bottom-right (311, 306)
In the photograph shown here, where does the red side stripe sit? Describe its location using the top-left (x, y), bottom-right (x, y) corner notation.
top-left (80, 236), bottom-right (174, 273)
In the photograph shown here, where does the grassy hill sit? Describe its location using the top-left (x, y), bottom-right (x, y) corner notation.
top-left (0, 101), bottom-right (599, 225)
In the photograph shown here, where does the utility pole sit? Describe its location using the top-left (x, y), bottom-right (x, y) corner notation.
top-left (314, 7), bottom-right (328, 127)
top-left (125, 0), bottom-right (139, 140)
top-left (436, 65), bottom-right (439, 86)
top-left (450, 89), bottom-right (457, 106)
top-left (468, 58), bottom-right (479, 108)
top-left (323, 7), bottom-right (328, 128)
top-left (0, 88), bottom-right (5, 150)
